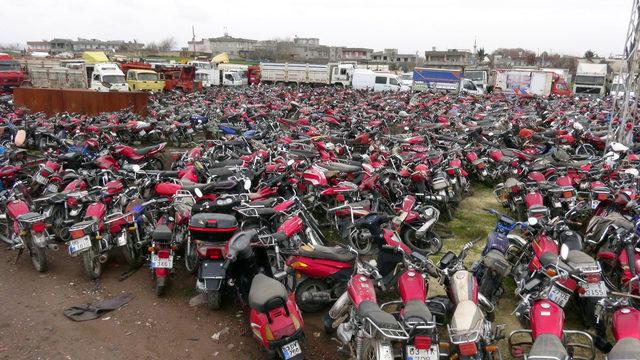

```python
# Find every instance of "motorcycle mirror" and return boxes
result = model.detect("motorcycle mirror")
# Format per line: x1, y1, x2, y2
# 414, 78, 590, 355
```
244, 179, 251, 191
527, 217, 538, 227
560, 243, 569, 261
194, 188, 203, 198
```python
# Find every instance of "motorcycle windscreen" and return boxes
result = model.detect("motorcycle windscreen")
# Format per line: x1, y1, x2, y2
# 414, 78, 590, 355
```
198, 260, 226, 290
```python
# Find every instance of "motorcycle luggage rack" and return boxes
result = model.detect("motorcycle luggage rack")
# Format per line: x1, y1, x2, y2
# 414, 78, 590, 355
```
379, 300, 437, 330
508, 329, 594, 360
362, 317, 409, 340
447, 325, 481, 344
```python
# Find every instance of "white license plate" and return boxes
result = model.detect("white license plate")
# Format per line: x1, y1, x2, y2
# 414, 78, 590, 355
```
139, 130, 146, 136
281, 340, 301, 359
407, 344, 439, 360
591, 200, 600, 209
548, 284, 571, 307
580, 281, 607, 297
117, 233, 127, 246
34, 173, 47, 184
151, 254, 173, 269
46, 183, 58, 193
186, 128, 194, 134
68, 236, 91, 254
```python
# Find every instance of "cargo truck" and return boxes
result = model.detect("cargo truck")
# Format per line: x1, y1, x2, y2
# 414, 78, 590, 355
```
573, 63, 608, 96
412, 67, 482, 95
463, 68, 490, 93
119, 62, 164, 92
0, 54, 25, 91
21, 59, 87, 89
189, 61, 244, 87
89, 63, 128, 92
259, 62, 353, 86
493, 69, 571, 97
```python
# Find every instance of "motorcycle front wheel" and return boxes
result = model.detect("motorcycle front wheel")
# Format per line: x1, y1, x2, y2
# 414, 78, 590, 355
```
206, 290, 221, 310
28, 237, 48, 273
184, 236, 199, 274
295, 278, 330, 313
145, 157, 164, 171
120, 232, 142, 267
82, 246, 103, 280
401, 226, 442, 255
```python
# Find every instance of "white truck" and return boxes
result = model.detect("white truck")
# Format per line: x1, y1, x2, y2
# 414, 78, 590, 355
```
89, 63, 128, 92
188, 61, 244, 87
259, 62, 353, 86
463, 68, 490, 93
573, 63, 608, 96
351, 69, 408, 92
494, 69, 571, 97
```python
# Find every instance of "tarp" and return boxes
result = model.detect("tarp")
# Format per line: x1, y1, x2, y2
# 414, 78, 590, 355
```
212, 52, 229, 64
82, 51, 109, 65
413, 69, 461, 83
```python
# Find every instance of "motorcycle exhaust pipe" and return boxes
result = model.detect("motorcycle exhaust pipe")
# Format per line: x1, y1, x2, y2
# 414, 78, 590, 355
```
98, 254, 108, 264
301, 290, 333, 304
47, 243, 59, 251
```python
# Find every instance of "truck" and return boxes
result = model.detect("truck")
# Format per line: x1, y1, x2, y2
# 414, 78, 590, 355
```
88, 63, 128, 92
119, 62, 165, 92
0, 54, 25, 91
412, 67, 482, 95
351, 69, 408, 92
188, 61, 244, 87
259, 62, 354, 86
610, 74, 634, 98
463, 68, 490, 93
573, 63, 608, 96
494, 69, 571, 97
155, 65, 202, 92
21, 59, 87, 89
248, 65, 260, 85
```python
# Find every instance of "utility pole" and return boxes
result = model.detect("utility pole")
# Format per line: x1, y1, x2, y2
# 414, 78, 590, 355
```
192, 25, 196, 55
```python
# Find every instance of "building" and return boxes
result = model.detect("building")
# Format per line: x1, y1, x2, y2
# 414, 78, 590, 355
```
27, 38, 144, 54
423, 48, 474, 67
370, 49, 417, 71
187, 34, 257, 58
339, 47, 373, 62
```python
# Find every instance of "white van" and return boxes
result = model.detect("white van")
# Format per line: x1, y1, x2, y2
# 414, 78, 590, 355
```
89, 63, 128, 92
351, 69, 409, 92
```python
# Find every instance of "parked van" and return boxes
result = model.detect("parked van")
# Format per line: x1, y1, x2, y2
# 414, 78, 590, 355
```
89, 63, 128, 92
125, 69, 165, 92
351, 69, 408, 92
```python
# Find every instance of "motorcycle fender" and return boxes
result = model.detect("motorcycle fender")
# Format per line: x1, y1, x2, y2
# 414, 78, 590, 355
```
507, 234, 527, 249
328, 291, 352, 326
198, 260, 226, 290
31, 231, 47, 248
372, 339, 394, 360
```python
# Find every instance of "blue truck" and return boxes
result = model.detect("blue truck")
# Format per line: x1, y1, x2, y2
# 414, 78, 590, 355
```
412, 67, 482, 94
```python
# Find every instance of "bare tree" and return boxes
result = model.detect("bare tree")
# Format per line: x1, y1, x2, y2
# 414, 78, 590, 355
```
157, 37, 176, 51
584, 50, 596, 60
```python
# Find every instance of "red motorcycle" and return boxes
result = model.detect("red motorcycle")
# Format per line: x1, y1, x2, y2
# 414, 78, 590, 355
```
112, 142, 166, 170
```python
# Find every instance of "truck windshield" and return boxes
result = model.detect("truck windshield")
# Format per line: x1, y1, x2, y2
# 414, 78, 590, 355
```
399, 74, 412, 81
465, 71, 485, 81
0, 61, 20, 71
389, 77, 399, 86
137, 73, 158, 81
102, 75, 125, 84
575, 75, 605, 85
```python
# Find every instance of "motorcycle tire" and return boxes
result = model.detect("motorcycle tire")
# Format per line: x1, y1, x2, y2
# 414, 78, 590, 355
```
206, 290, 221, 310
184, 236, 199, 274
29, 239, 48, 273
346, 227, 373, 255
146, 157, 164, 171
50, 207, 69, 242
441, 203, 454, 221
82, 246, 103, 280
295, 278, 330, 313
119, 234, 142, 268
155, 277, 167, 297
401, 227, 442, 255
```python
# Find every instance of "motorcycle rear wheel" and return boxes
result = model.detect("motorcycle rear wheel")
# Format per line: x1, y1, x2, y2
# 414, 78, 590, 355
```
184, 236, 199, 274
155, 277, 167, 297
82, 247, 103, 280
146, 157, 164, 171
401, 227, 442, 255
28, 239, 48, 273
206, 290, 221, 310
295, 278, 330, 313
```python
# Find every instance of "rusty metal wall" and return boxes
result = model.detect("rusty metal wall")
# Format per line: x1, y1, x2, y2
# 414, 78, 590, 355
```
13, 88, 148, 116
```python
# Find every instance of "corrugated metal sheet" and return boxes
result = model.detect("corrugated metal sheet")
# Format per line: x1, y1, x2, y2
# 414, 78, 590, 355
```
13, 88, 148, 116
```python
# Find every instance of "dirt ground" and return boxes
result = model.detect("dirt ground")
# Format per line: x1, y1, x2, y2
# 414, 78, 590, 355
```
0, 249, 338, 360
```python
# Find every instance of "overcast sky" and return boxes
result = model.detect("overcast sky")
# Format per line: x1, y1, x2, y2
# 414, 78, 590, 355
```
0, 0, 631, 57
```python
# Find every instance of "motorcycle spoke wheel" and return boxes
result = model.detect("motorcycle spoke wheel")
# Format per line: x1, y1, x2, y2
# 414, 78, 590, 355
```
402, 228, 442, 255
184, 236, 199, 274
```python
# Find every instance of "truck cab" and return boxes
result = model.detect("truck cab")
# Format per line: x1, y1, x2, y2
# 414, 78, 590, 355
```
464, 69, 489, 93
189, 61, 217, 88
398, 73, 413, 87
329, 63, 354, 86
573, 63, 608, 96
89, 63, 128, 92
125, 69, 165, 92
0, 54, 25, 91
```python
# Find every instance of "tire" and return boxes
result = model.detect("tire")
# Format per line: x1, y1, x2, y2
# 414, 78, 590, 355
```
359, 339, 380, 360
295, 278, 330, 313
82, 246, 103, 280
146, 157, 164, 171
346, 227, 373, 255
28, 238, 48, 273
206, 290, 221, 310
119, 232, 142, 267
442, 203, 454, 221
184, 235, 199, 274
155, 277, 167, 297
401, 226, 442, 255
50, 206, 69, 242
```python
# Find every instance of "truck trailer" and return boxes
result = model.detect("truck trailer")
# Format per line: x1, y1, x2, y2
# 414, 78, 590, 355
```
412, 67, 482, 95
493, 69, 571, 97
259, 62, 353, 86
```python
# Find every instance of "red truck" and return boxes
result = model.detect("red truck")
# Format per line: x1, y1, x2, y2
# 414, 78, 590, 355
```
0, 54, 25, 92
248, 65, 261, 85
155, 65, 202, 92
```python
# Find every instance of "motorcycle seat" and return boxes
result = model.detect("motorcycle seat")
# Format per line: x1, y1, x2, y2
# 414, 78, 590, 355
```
607, 337, 640, 360
219, 123, 244, 133
528, 334, 567, 360
290, 149, 317, 158
134, 144, 163, 155
357, 301, 402, 330
182, 180, 237, 193
249, 198, 279, 207
322, 161, 361, 173
17, 212, 44, 222
236, 206, 277, 217
210, 160, 245, 168
565, 250, 597, 269
248, 273, 288, 313
298, 244, 356, 263
152, 225, 172, 242
207, 167, 235, 178
402, 300, 433, 325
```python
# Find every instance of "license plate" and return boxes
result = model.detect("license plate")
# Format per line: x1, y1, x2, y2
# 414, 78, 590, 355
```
591, 200, 600, 209
151, 254, 173, 269
548, 284, 571, 307
34, 173, 47, 184
281, 340, 302, 360
186, 128, 194, 134
68, 236, 91, 254
139, 130, 146, 136
117, 233, 127, 246
46, 183, 58, 193
407, 345, 439, 360
580, 281, 607, 297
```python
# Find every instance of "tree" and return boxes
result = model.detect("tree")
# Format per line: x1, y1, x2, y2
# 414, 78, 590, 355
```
157, 37, 176, 51
476, 47, 486, 63
584, 50, 596, 60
